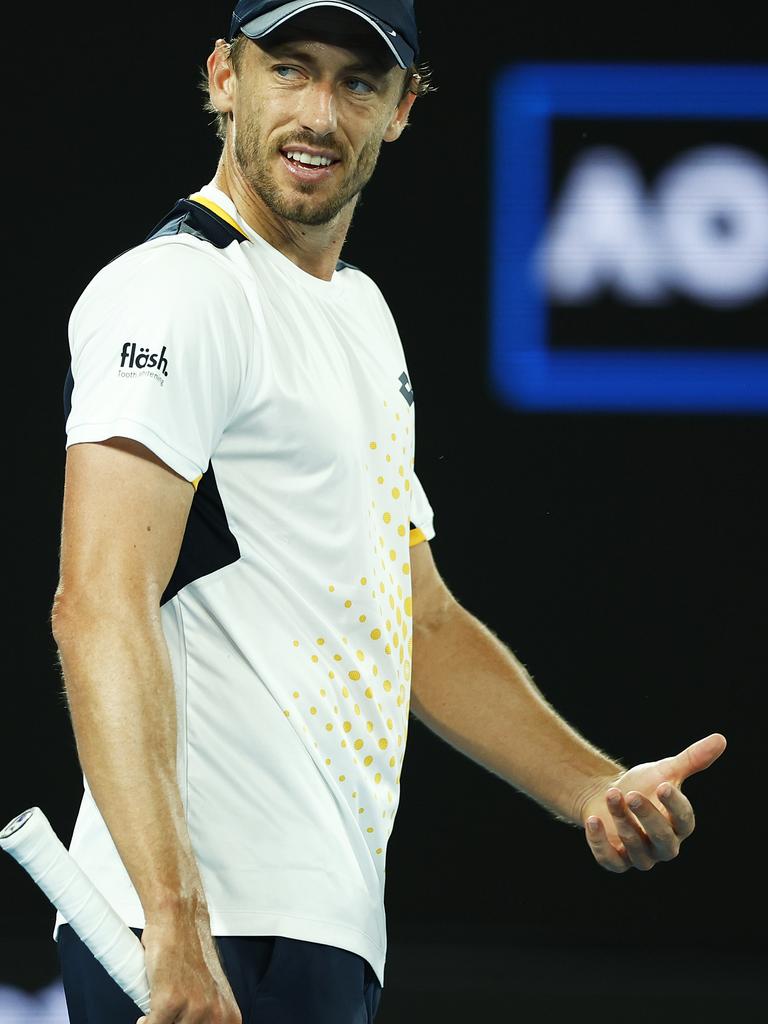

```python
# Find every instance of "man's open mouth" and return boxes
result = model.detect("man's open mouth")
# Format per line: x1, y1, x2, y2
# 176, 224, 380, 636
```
282, 149, 341, 168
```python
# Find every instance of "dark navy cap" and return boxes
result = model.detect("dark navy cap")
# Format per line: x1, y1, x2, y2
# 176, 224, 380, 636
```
229, 1, 419, 69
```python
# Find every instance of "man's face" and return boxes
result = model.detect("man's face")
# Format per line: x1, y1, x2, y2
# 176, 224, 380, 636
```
228, 10, 413, 227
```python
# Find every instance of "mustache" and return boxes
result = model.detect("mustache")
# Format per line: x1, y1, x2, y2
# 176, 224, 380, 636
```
276, 131, 346, 159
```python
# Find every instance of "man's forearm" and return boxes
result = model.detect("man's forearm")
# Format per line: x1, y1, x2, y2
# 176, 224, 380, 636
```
410, 602, 623, 824
52, 595, 209, 922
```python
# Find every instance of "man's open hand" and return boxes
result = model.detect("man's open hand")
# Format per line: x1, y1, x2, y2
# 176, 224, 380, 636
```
581, 733, 727, 872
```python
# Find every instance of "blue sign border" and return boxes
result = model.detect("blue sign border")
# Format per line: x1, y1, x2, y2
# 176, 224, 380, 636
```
489, 63, 768, 412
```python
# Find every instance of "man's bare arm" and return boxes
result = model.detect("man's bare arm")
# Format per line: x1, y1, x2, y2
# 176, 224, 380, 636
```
410, 591, 622, 825
51, 437, 205, 919
408, 540, 726, 871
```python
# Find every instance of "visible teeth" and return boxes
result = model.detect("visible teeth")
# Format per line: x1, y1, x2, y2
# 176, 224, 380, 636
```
286, 151, 333, 167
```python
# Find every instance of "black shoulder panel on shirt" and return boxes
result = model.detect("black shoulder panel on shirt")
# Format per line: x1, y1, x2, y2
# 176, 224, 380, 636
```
143, 198, 248, 249
161, 463, 241, 606
63, 365, 74, 423
335, 258, 360, 272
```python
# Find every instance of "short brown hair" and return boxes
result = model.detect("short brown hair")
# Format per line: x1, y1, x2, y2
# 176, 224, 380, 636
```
198, 35, 436, 143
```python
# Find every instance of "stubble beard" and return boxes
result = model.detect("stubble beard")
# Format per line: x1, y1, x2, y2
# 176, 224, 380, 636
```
233, 113, 384, 227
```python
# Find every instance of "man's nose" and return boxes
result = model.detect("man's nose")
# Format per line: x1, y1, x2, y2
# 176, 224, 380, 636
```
298, 82, 338, 137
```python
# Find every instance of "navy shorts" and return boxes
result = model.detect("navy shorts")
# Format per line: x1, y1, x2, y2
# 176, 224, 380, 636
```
57, 924, 383, 1023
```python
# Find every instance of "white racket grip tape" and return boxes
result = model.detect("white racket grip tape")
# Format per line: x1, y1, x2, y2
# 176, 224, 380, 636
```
0, 807, 151, 1014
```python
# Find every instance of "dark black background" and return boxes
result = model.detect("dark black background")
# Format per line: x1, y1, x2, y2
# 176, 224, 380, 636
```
2, 3, 765, 1020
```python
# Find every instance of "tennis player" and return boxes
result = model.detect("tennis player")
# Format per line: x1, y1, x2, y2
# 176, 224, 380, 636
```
50, 2, 727, 1023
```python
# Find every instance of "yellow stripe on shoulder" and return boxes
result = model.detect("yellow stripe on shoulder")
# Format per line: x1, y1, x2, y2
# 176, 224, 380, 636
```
188, 194, 248, 239
409, 527, 427, 547
192, 474, 203, 492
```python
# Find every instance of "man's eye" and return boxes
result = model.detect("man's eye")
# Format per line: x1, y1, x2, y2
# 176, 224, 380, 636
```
275, 65, 301, 79
347, 78, 374, 95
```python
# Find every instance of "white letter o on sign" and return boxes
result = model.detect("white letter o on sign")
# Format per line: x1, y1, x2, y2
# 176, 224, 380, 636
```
655, 146, 768, 306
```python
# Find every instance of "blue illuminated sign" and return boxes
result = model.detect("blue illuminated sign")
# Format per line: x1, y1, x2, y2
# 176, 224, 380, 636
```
490, 64, 768, 412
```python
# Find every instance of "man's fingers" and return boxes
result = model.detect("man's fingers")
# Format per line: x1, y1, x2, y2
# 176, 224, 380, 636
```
605, 789, 657, 871
626, 782, 696, 856
671, 733, 727, 783
585, 815, 631, 873
656, 782, 696, 840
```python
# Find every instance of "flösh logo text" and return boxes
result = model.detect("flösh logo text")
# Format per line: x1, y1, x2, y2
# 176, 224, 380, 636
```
120, 343, 169, 377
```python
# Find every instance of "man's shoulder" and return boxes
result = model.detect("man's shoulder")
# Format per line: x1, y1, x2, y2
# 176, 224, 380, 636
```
83, 227, 246, 308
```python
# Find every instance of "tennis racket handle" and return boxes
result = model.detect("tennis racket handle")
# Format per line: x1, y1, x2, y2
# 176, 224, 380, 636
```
0, 807, 151, 1014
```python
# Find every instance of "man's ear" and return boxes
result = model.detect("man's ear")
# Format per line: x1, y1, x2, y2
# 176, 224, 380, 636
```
384, 90, 418, 143
207, 39, 237, 115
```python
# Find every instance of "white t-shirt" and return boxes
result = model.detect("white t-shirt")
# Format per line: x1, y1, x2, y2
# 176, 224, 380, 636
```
54, 183, 436, 987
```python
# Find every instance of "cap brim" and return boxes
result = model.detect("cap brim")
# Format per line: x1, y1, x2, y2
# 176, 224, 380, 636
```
238, 1, 415, 69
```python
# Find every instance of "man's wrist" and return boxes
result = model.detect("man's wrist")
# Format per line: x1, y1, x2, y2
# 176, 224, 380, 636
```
570, 768, 625, 826
142, 886, 210, 926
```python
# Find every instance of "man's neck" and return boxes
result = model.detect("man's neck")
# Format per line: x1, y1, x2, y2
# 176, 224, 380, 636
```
212, 154, 356, 282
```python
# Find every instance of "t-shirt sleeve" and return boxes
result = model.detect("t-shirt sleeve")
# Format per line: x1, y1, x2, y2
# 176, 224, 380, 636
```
65, 241, 253, 482
409, 469, 436, 545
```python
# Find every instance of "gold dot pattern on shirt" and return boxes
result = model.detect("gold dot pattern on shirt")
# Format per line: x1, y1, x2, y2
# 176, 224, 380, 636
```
286, 418, 417, 864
